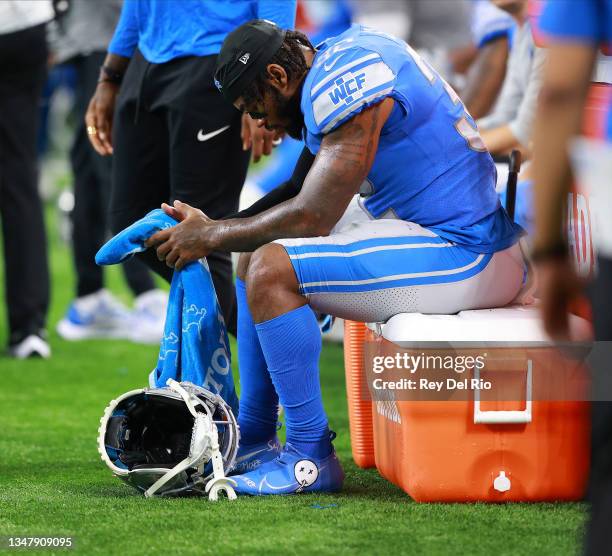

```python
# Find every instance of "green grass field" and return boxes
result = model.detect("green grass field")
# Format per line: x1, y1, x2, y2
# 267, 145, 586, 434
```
0, 206, 586, 555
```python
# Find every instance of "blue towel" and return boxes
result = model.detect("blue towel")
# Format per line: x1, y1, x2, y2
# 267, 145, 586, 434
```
96, 209, 238, 414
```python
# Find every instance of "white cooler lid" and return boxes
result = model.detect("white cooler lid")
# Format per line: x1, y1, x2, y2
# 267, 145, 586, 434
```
376, 305, 592, 345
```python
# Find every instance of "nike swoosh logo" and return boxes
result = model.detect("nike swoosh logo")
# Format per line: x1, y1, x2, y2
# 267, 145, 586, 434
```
260, 476, 295, 492
197, 125, 230, 142
324, 54, 346, 72
235, 447, 267, 464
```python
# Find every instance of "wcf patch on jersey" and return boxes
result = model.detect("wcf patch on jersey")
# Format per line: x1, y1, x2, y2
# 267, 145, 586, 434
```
328, 71, 367, 107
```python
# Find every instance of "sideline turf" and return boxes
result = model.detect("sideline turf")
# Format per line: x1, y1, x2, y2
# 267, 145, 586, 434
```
0, 207, 585, 555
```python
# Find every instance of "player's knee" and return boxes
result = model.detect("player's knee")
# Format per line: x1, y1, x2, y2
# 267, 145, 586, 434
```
236, 252, 253, 282
246, 243, 293, 306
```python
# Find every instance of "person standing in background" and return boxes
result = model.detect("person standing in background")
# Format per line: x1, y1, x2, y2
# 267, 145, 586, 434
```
532, 1, 612, 553
477, 0, 545, 157
461, 0, 514, 120
351, 0, 472, 80
0, 0, 54, 358
85, 0, 296, 333
51, 0, 166, 344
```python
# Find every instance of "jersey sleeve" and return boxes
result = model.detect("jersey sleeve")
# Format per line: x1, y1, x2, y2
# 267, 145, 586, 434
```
108, 0, 139, 58
471, 0, 513, 49
538, 0, 604, 45
304, 45, 396, 136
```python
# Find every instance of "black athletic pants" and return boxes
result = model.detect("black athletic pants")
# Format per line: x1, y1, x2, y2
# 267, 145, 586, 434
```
69, 52, 154, 298
586, 256, 612, 556
110, 50, 249, 330
0, 24, 50, 344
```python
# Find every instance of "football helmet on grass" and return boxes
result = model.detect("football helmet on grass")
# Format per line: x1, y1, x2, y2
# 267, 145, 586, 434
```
98, 380, 239, 500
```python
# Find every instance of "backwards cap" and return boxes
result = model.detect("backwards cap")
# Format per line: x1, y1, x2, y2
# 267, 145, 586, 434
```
214, 19, 287, 104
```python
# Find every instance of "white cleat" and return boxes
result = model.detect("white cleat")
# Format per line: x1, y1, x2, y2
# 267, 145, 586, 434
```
9, 334, 51, 359
129, 289, 168, 345
56, 289, 133, 341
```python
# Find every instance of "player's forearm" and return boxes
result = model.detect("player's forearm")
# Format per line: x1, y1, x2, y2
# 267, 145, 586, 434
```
209, 197, 330, 254
532, 86, 587, 250
210, 146, 368, 252
532, 45, 596, 252
209, 141, 376, 253
148, 100, 390, 266
463, 37, 509, 119
222, 147, 314, 220
209, 101, 390, 253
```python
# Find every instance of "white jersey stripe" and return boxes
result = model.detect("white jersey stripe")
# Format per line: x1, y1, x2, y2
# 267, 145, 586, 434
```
311, 53, 381, 97
288, 242, 453, 260
313, 60, 395, 128
300, 254, 486, 288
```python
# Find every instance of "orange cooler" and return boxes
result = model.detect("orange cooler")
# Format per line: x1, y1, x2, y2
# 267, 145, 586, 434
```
343, 320, 375, 468
366, 308, 592, 502
342, 76, 607, 500
395, 399, 589, 502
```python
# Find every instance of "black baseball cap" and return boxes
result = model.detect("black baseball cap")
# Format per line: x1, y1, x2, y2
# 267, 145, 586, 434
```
214, 19, 287, 104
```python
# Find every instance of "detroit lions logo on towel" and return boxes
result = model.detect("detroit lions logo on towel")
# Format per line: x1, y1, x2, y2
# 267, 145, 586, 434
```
96, 208, 238, 414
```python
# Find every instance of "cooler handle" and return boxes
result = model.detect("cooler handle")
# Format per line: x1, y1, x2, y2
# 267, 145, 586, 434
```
473, 359, 532, 424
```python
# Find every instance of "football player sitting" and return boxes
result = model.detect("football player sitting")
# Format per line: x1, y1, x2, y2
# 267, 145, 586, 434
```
146, 20, 524, 495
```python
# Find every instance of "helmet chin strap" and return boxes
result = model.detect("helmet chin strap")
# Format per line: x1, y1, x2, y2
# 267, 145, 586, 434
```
144, 380, 236, 500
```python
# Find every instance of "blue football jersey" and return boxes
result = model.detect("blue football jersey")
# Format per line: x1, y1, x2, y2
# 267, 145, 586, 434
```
301, 24, 521, 253
539, 0, 612, 141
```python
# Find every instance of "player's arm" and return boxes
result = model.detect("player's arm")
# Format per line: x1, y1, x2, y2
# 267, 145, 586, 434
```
532, 43, 597, 252
531, 42, 597, 338
462, 36, 509, 120
85, 0, 137, 155
221, 147, 315, 220
146, 98, 395, 269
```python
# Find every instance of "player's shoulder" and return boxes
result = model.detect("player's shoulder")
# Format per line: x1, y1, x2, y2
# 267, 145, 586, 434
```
302, 25, 400, 135
471, 0, 513, 48
308, 24, 404, 78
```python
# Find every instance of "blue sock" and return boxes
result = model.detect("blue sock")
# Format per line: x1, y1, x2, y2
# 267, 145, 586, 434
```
236, 278, 279, 445
256, 305, 331, 459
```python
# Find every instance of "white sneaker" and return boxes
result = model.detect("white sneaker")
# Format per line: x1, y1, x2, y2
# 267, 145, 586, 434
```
9, 334, 51, 359
56, 289, 132, 340
129, 289, 168, 344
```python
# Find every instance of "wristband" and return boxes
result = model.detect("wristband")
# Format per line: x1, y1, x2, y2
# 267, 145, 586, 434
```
98, 65, 124, 85
530, 242, 569, 263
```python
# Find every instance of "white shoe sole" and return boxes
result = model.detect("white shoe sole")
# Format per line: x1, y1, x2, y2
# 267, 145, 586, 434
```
56, 318, 131, 341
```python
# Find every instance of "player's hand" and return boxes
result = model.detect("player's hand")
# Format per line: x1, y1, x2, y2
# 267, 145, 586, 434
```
85, 81, 119, 156
145, 201, 218, 270
536, 256, 583, 340
241, 112, 280, 163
